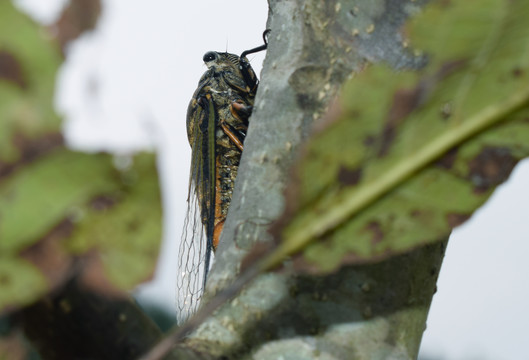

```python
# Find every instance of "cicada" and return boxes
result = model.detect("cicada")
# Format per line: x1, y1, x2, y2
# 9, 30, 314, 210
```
176, 31, 269, 323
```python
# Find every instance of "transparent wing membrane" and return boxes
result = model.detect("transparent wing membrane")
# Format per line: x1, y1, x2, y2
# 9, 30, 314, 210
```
175, 181, 213, 324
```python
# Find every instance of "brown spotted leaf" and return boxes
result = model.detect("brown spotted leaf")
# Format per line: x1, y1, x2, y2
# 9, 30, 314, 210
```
51, 0, 102, 52
0, 3, 161, 312
0, 2, 63, 163
265, 0, 529, 273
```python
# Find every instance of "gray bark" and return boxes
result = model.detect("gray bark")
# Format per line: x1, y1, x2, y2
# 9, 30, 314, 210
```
176, 1, 445, 359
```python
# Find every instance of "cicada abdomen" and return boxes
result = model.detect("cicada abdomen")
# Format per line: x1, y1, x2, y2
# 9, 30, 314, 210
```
176, 32, 269, 324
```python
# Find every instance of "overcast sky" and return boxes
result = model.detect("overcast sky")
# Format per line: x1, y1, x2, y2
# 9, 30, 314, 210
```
14, 1, 529, 359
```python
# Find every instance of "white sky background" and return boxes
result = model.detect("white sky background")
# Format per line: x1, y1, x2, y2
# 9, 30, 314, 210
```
14, 1, 529, 359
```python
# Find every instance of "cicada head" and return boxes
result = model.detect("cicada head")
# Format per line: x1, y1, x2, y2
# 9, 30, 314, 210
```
199, 51, 259, 96
202, 51, 239, 70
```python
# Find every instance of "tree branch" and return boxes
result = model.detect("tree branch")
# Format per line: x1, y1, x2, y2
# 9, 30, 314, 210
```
165, 0, 445, 359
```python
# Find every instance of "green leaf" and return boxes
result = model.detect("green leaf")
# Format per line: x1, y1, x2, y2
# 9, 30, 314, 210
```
0, 149, 162, 311
0, 258, 47, 312
67, 154, 162, 290
0, 0, 62, 161
0, 4, 162, 312
0, 150, 120, 251
268, 0, 529, 272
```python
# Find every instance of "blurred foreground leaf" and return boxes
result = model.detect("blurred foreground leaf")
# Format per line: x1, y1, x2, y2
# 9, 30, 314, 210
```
268, 0, 529, 272
0, 1, 62, 160
0, 1, 162, 312
51, 0, 102, 52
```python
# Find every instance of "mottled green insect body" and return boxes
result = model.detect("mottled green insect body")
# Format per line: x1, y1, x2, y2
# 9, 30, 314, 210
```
186, 52, 257, 250
177, 33, 268, 323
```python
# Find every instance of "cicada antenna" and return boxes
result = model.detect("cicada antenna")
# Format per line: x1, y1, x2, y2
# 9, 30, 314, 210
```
240, 29, 271, 58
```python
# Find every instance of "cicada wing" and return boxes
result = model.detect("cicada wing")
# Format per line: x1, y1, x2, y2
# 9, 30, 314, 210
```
176, 93, 217, 324
176, 180, 214, 324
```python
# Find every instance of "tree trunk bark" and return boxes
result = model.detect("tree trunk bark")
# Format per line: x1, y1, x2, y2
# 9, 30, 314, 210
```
175, 0, 446, 359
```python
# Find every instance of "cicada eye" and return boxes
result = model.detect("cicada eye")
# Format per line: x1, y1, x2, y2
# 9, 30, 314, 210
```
203, 51, 218, 63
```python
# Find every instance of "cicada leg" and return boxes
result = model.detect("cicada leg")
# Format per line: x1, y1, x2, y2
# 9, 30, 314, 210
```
219, 100, 252, 152
220, 123, 244, 152
230, 100, 252, 121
